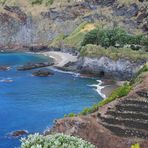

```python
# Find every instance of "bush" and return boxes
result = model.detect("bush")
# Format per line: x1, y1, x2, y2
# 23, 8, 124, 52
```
30, 0, 43, 5
81, 29, 98, 46
128, 35, 143, 45
21, 133, 95, 148
64, 112, 76, 117
82, 27, 147, 48
141, 36, 148, 46
30, 0, 54, 6
82, 27, 128, 48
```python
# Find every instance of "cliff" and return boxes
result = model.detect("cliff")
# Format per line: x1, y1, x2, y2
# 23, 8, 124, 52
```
0, 0, 147, 49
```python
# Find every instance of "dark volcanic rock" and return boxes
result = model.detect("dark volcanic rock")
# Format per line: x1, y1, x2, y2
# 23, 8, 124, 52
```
32, 69, 54, 77
4, 5, 27, 24
29, 45, 50, 52
142, 22, 148, 32
136, 6, 147, 24
0, 66, 10, 71
85, 0, 115, 6
9, 130, 28, 137
76, 57, 146, 80
17, 62, 54, 71
114, 3, 139, 18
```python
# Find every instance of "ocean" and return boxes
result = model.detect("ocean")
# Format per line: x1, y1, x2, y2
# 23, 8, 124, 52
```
0, 52, 102, 148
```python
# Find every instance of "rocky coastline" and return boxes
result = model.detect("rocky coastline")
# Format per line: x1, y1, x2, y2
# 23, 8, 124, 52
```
46, 66, 148, 148
1, 46, 147, 98
34, 47, 146, 81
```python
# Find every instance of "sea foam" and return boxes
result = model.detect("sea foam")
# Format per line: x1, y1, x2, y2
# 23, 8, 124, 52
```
89, 80, 106, 99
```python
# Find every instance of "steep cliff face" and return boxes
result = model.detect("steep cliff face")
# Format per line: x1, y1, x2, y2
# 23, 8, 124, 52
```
0, 5, 81, 49
75, 57, 145, 80
0, 0, 147, 49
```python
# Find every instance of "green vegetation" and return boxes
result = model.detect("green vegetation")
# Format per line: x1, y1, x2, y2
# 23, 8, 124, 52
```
80, 44, 148, 61
130, 63, 148, 85
82, 27, 148, 48
131, 143, 140, 148
79, 83, 132, 115
65, 83, 132, 116
30, 0, 42, 5
59, 22, 89, 48
30, 0, 54, 6
49, 22, 97, 48
64, 112, 76, 117
0, 0, 6, 5
21, 133, 95, 148
50, 34, 66, 48
49, 25, 148, 61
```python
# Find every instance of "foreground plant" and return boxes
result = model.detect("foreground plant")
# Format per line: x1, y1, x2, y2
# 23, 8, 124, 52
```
21, 133, 95, 148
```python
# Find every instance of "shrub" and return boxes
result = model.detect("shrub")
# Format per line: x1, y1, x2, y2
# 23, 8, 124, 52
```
82, 27, 147, 48
30, 0, 43, 5
81, 28, 98, 46
82, 27, 128, 48
141, 36, 148, 46
64, 112, 76, 117
30, 0, 54, 6
21, 133, 95, 148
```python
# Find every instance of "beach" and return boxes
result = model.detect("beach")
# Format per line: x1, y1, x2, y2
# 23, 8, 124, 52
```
39, 51, 78, 67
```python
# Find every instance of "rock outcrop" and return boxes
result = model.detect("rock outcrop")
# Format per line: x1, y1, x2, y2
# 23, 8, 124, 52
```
32, 69, 54, 77
75, 57, 146, 80
0, 66, 10, 71
8, 130, 29, 138
17, 62, 54, 71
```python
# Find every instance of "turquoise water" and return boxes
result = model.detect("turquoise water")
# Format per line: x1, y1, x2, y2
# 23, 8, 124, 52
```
0, 52, 102, 148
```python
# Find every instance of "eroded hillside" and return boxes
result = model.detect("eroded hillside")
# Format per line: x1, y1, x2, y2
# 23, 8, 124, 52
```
0, 0, 147, 49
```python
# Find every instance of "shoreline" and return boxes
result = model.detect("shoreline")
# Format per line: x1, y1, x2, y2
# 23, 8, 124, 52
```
38, 51, 119, 99
38, 51, 78, 67
0, 50, 120, 99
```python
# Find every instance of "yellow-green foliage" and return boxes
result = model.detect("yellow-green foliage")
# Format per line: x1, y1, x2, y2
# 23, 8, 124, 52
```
130, 63, 148, 85
80, 44, 148, 61
30, 0, 54, 6
63, 22, 88, 48
50, 34, 66, 48
131, 143, 140, 148
61, 22, 96, 48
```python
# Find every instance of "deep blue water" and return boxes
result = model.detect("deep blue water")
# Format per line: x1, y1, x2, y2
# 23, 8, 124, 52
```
0, 52, 102, 148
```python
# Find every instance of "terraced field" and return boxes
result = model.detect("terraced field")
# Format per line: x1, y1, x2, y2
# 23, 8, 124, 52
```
98, 91, 148, 140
